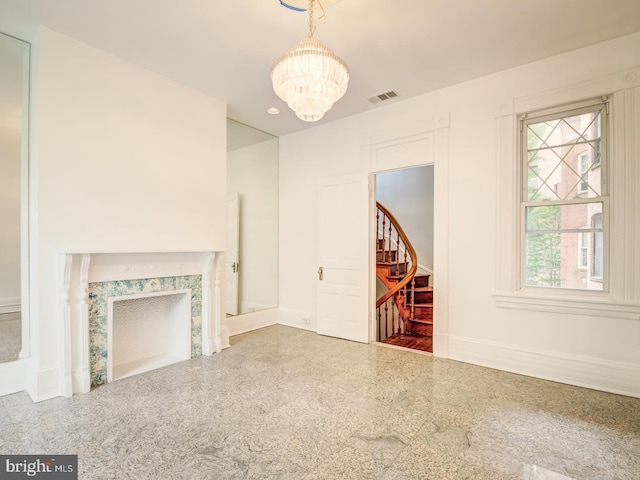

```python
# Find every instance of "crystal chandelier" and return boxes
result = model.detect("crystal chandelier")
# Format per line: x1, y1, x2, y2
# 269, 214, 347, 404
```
271, 0, 349, 122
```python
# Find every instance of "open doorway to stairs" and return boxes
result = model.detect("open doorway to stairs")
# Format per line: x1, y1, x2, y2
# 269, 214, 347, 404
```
374, 165, 434, 353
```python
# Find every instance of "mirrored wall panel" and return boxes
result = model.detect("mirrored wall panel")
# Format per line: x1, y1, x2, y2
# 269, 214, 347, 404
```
0, 32, 29, 363
226, 119, 278, 316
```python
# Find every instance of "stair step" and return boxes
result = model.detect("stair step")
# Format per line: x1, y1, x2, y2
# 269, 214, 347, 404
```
409, 317, 432, 325
377, 260, 406, 268
376, 249, 398, 262
406, 286, 433, 303
407, 320, 433, 336
406, 301, 433, 309
413, 286, 433, 293
406, 303, 433, 321
413, 275, 430, 288
385, 274, 406, 283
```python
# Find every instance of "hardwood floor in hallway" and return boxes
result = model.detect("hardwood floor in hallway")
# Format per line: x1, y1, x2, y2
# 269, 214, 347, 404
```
379, 333, 433, 353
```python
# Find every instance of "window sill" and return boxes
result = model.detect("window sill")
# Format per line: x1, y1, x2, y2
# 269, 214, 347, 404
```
493, 291, 640, 320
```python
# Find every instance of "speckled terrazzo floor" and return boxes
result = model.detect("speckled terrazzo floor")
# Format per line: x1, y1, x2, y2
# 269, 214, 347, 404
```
1, 325, 639, 479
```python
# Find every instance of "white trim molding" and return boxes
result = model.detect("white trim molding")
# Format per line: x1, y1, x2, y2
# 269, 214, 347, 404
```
226, 308, 280, 337
494, 70, 640, 319
278, 307, 317, 332
366, 118, 450, 359
0, 359, 29, 397
0, 297, 21, 314
449, 335, 640, 398
493, 292, 640, 320
201, 252, 216, 355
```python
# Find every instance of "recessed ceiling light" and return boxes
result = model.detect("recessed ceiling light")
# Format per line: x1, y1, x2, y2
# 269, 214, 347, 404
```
267, 107, 280, 115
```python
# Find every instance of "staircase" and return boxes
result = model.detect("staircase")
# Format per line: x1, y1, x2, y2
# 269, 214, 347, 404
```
376, 202, 433, 352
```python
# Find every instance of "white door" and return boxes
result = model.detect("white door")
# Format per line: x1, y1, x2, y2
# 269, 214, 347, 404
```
317, 173, 370, 343
226, 193, 240, 316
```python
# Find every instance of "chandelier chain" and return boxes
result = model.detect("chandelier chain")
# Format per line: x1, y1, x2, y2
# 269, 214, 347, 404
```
308, 0, 313, 37
308, 0, 326, 38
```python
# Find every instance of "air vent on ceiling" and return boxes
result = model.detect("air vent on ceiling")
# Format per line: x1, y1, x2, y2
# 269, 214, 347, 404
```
369, 90, 399, 104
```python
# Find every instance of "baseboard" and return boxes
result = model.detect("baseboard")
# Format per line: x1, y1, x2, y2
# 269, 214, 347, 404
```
0, 297, 21, 314
432, 332, 449, 358
0, 359, 28, 397
226, 308, 278, 337
277, 308, 317, 332
220, 323, 230, 350
239, 301, 277, 315
449, 335, 640, 398
26, 365, 61, 403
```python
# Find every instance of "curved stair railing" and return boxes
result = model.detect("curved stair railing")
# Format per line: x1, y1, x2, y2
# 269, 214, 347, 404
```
375, 201, 418, 341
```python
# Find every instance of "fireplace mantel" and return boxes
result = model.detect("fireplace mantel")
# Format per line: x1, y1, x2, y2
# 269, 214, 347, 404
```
58, 251, 226, 397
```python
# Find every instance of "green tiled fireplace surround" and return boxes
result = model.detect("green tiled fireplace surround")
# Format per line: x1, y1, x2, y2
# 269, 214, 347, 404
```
88, 275, 202, 386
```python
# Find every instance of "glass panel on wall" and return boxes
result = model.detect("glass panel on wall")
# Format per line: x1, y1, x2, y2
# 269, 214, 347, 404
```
0, 32, 29, 363
226, 119, 278, 316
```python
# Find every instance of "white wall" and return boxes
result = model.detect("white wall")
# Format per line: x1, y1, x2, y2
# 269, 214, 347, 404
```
279, 33, 640, 396
28, 28, 227, 400
376, 166, 434, 275
227, 138, 279, 313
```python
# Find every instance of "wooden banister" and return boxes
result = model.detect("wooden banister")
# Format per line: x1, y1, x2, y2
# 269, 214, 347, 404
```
375, 202, 417, 307
375, 202, 418, 340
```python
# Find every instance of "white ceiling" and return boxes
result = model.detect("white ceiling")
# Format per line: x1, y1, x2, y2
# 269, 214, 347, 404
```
1, 0, 640, 138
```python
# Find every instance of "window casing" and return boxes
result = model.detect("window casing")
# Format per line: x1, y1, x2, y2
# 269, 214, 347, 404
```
494, 78, 640, 320
521, 99, 608, 291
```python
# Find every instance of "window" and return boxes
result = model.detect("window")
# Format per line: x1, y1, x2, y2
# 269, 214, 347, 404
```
578, 230, 589, 269
527, 159, 540, 191
521, 99, 607, 291
577, 152, 589, 194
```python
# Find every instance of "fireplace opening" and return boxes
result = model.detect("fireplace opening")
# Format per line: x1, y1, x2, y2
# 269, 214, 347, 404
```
107, 289, 192, 382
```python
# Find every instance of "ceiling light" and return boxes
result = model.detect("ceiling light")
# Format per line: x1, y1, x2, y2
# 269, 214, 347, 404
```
267, 107, 280, 115
271, 0, 349, 122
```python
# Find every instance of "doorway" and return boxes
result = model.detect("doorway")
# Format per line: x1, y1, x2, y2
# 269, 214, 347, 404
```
373, 165, 434, 353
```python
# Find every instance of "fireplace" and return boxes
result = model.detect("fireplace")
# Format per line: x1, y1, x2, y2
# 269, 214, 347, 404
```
59, 252, 226, 397
88, 274, 202, 385
108, 289, 192, 382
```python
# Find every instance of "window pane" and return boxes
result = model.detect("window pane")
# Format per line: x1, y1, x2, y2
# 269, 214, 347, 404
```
578, 231, 588, 269
526, 110, 602, 201
525, 203, 603, 290
592, 214, 603, 279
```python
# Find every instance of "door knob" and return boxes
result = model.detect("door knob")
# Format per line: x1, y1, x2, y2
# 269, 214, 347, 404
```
317, 266, 323, 281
